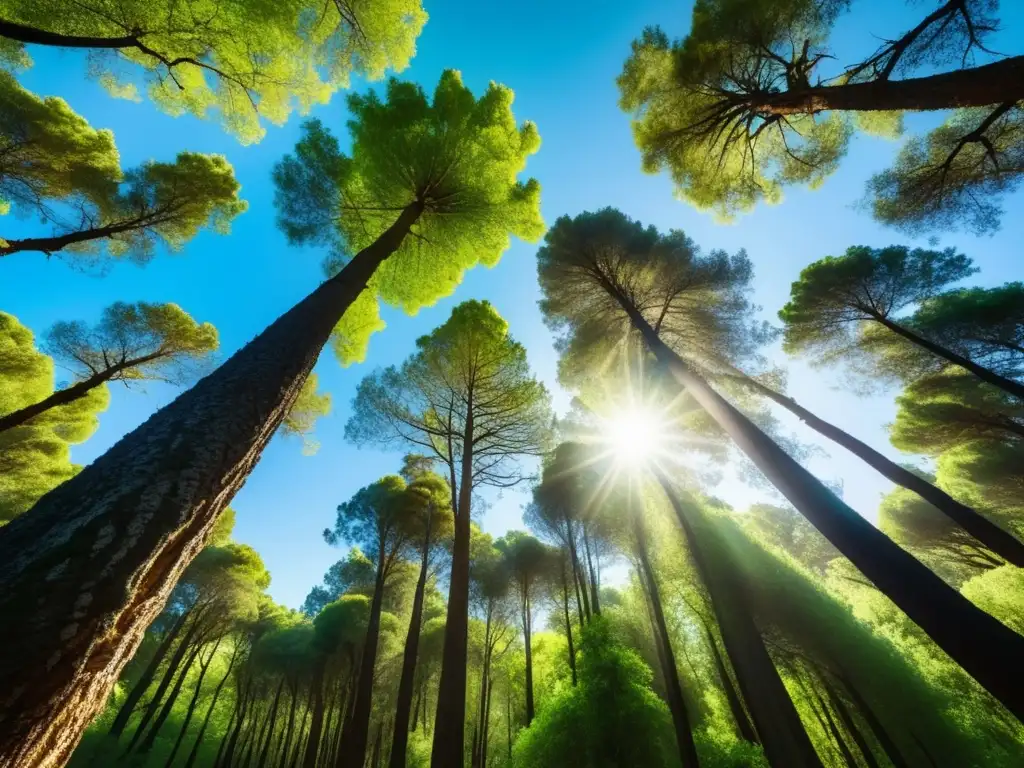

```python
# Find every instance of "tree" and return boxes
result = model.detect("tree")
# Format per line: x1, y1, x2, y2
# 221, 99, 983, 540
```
324, 475, 411, 768
617, 0, 1024, 232
0, 312, 107, 524
537, 207, 1024, 722
345, 299, 552, 767
0, 302, 217, 434
780, 245, 1024, 402
0, 71, 246, 261
0, 0, 427, 143
390, 462, 453, 768
0, 70, 541, 768
302, 549, 378, 617
279, 373, 333, 455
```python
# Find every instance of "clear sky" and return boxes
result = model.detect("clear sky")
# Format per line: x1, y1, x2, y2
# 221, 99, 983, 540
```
2, 0, 1022, 609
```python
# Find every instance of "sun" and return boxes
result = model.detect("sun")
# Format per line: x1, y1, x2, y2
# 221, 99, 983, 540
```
601, 406, 667, 468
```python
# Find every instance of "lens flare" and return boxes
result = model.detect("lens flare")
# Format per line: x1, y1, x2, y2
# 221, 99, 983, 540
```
602, 406, 666, 468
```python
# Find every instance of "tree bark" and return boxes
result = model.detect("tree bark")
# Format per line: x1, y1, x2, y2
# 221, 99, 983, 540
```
654, 472, 821, 767
633, 515, 700, 768
390, 515, 432, 768
431, 405, 474, 768
302, 656, 327, 768
184, 641, 239, 768
0, 202, 424, 768
339, 554, 387, 768
108, 606, 191, 739
730, 371, 1024, 567
164, 637, 222, 767
605, 282, 1024, 721
560, 559, 577, 687
752, 55, 1024, 115
872, 313, 1024, 402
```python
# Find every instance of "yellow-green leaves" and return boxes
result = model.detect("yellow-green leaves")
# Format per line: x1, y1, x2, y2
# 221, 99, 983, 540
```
0, 0, 427, 143
281, 373, 332, 455
0, 312, 107, 523
275, 71, 544, 365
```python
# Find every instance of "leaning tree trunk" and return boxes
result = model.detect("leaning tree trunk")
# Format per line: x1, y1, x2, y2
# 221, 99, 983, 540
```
257, 678, 286, 768
279, 683, 300, 768
836, 672, 909, 768
340, 556, 388, 768
108, 605, 193, 739
754, 55, 1024, 115
824, 679, 880, 768
302, 656, 327, 768
389, 518, 432, 768
431, 409, 474, 768
606, 283, 1024, 721
654, 471, 823, 767
633, 514, 700, 768
184, 643, 239, 768
136, 641, 205, 754
702, 624, 758, 745
731, 371, 1024, 566
164, 638, 222, 767
0, 203, 424, 768
560, 559, 577, 686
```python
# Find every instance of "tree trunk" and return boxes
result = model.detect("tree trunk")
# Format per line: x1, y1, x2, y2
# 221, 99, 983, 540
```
824, 679, 880, 768
340, 553, 387, 768
522, 586, 535, 726
0, 215, 171, 258
137, 641, 205, 754
654, 471, 822, 766
607, 284, 1024, 721
472, 609, 492, 768
164, 637, 222, 767
289, 687, 312, 768
582, 526, 601, 615
0, 202, 425, 768
257, 678, 286, 768
812, 686, 857, 768
753, 55, 1024, 114
217, 684, 251, 768
303, 656, 327, 768
505, 683, 512, 761
184, 642, 239, 768
390, 520, 432, 768
733, 371, 1024, 566
633, 517, 700, 768
481, 674, 493, 768
370, 724, 383, 768
280, 684, 300, 768
108, 606, 192, 739
560, 559, 577, 687
703, 625, 757, 744
837, 672, 909, 768
242, 701, 271, 768
431, 406, 474, 768
411, 688, 421, 734
566, 520, 590, 623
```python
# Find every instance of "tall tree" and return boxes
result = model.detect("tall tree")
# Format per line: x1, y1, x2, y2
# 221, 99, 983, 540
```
323, 476, 411, 768
0, 70, 541, 768
536, 207, 1024, 722
0, 72, 246, 261
345, 299, 551, 766
0, 0, 426, 143
0, 302, 217, 433
0, 312, 107, 524
389, 463, 453, 768
617, 0, 1024, 232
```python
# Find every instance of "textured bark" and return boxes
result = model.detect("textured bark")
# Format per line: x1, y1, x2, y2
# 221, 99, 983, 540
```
0, 203, 423, 768
339, 556, 387, 768
606, 284, 1024, 720
390, 516, 432, 768
752, 55, 1024, 114
633, 518, 700, 768
431, 408, 474, 768
734, 371, 1024, 566
302, 656, 327, 768
655, 472, 822, 767
108, 607, 191, 739
164, 638, 222, 767
184, 642, 239, 768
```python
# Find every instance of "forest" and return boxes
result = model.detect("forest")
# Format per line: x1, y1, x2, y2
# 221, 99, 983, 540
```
0, 0, 1022, 767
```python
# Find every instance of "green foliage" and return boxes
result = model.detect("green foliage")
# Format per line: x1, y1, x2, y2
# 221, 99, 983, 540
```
324, 474, 409, 563
512, 617, 680, 768
0, 0, 427, 143
960, 566, 1024, 636
0, 70, 246, 261
0, 312, 107, 522
779, 244, 976, 359
274, 71, 544, 363
869, 105, 1024, 235
280, 372, 332, 454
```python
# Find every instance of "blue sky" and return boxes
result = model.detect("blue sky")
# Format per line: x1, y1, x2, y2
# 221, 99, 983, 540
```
2, 0, 1022, 609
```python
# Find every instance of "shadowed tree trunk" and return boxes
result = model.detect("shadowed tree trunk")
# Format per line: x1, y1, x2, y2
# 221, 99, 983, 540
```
0, 202, 424, 768
279, 682, 300, 768
728, 370, 1024, 566
340, 550, 387, 768
703, 624, 757, 745
604, 281, 1024, 720
390, 510, 433, 768
481, 674, 493, 768
257, 678, 286, 768
837, 672, 909, 768
137, 641, 205, 754
655, 472, 821, 766
582, 526, 601, 615
431, 407, 475, 767
108, 606, 193, 739
302, 656, 327, 768
164, 638, 223, 767
824, 679, 880, 768
216, 681, 252, 768
812, 685, 858, 768
521, 581, 535, 726
289, 691, 311, 768
560, 558, 577, 687
184, 642, 240, 768
566, 521, 590, 623
633, 515, 700, 768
